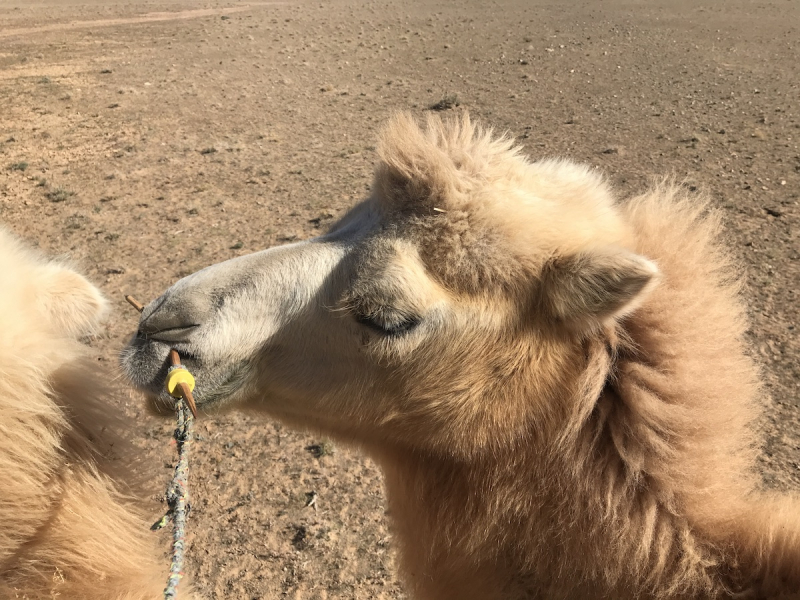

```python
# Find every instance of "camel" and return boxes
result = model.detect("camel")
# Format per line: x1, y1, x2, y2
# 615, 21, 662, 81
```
0, 229, 194, 599
122, 112, 800, 599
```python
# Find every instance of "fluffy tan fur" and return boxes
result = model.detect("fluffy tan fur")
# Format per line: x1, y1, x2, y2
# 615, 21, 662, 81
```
120, 112, 799, 599
0, 229, 190, 599
365, 114, 800, 599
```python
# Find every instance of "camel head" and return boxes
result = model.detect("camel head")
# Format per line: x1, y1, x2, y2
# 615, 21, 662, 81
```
122, 113, 658, 455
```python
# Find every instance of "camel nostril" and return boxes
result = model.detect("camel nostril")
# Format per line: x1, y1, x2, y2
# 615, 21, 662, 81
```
139, 324, 201, 343
136, 286, 212, 343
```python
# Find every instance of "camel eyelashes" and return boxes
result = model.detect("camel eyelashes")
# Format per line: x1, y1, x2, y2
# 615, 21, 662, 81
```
354, 310, 422, 336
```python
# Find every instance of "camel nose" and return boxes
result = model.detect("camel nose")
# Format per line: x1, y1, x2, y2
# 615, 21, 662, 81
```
137, 285, 213, 343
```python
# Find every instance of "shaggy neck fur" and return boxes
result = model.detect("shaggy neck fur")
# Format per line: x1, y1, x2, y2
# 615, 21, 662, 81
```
375, 186, 800, 600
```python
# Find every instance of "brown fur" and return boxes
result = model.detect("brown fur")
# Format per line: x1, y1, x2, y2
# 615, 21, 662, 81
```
366, 115, 800, 599
0, 229, 191, 599
122, 113, 800, 599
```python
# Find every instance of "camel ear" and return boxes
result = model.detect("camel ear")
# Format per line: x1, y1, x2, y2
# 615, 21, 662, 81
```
39, 266, 108, 338
538, 248, 659, 331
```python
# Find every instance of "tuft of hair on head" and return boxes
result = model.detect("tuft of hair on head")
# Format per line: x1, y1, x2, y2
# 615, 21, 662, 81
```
372, 111, 518, 215
373, 112, 459, 213
536, 246, 660, 333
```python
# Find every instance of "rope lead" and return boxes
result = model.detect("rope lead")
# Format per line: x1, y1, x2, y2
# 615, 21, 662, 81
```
152, 349, 197, 599
125, 298, 199, 599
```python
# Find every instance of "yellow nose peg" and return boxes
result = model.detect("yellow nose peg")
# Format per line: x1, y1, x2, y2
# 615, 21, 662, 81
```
166, 367, 195, 399
166, 349, 198, 419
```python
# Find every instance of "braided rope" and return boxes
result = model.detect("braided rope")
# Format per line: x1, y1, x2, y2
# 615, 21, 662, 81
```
152, 399, 194, 599
124, 301, 197, 599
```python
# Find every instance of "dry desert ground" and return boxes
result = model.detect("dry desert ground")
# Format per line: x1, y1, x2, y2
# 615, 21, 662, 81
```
1, 0, 798, 598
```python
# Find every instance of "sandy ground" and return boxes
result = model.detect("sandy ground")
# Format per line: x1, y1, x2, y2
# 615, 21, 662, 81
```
0, 0, 798, 598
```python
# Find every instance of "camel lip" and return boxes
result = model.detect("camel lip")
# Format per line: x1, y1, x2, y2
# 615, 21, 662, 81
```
191, 361, 250, 407
122, 335, 249, 412
146, 360, 249, 416
121, 335, 192, 394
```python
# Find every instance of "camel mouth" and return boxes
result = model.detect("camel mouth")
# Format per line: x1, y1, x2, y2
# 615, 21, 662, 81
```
145, 362, 250, 416
121, 334, 249, 414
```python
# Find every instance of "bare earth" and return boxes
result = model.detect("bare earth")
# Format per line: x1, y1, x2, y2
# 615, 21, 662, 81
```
0, 1, 798, 598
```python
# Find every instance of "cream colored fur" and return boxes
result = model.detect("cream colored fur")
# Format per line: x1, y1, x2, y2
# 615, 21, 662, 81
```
123, 113, 800, 599
371, 115, 800, 599
0, 229, 192, 599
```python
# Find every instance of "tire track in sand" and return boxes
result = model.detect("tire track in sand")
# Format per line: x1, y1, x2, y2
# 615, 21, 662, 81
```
0, 3, 284, 39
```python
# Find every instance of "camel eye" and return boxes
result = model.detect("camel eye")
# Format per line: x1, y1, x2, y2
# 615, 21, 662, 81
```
355, 309, 421, 336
